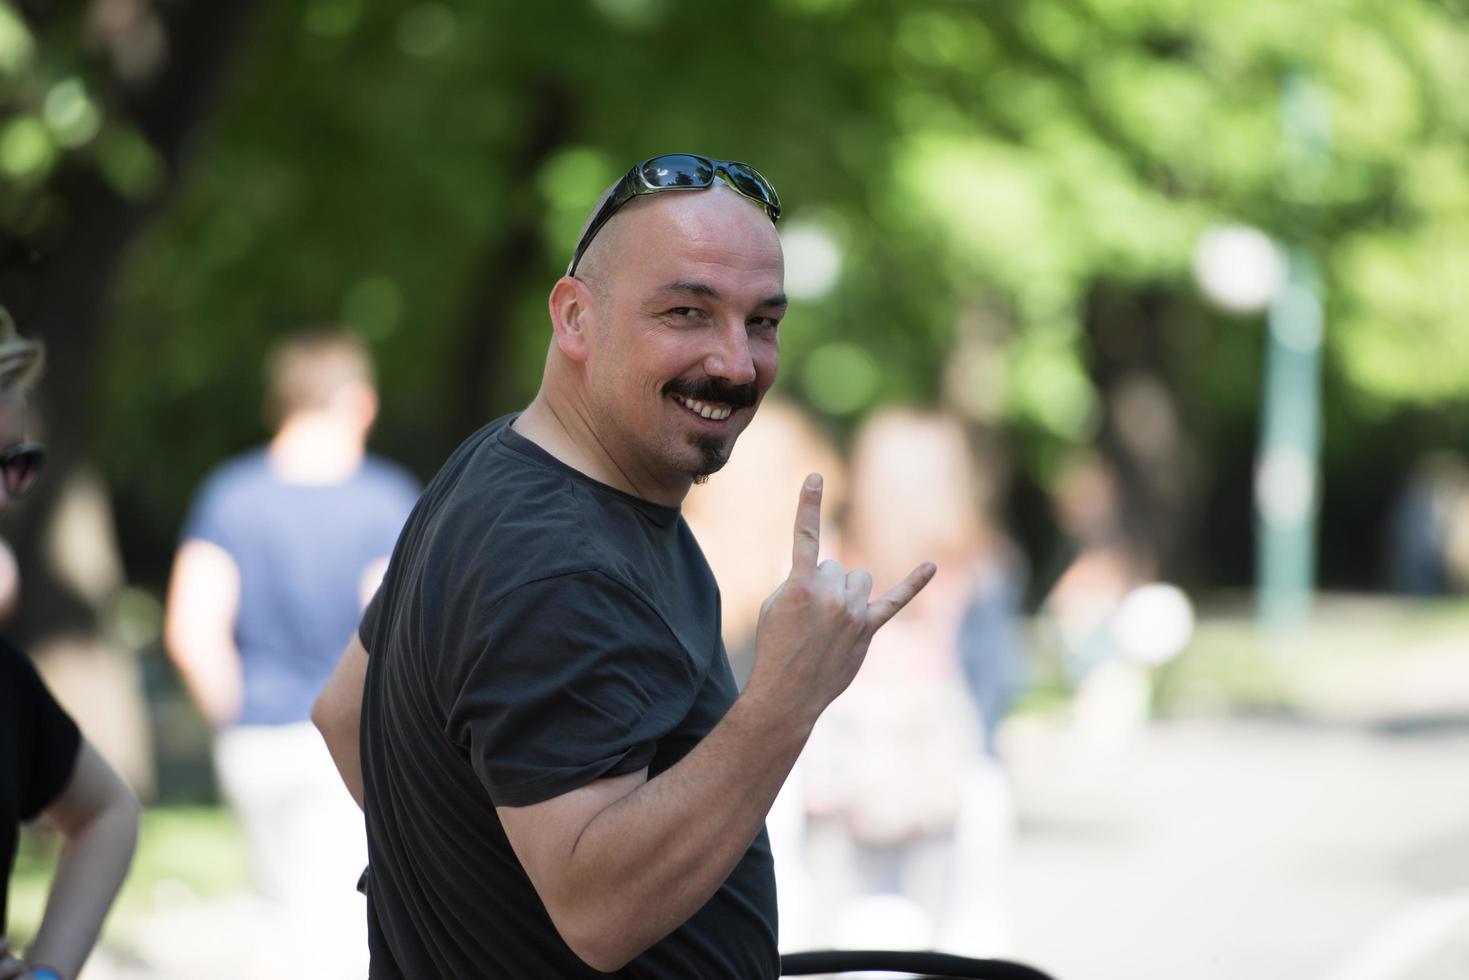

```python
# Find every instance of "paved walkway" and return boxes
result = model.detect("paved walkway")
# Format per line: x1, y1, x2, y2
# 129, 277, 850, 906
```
1006, 712, 1469, 980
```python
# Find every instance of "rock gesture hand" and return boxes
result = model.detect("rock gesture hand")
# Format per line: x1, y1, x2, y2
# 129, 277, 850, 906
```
747, 473, 936, 724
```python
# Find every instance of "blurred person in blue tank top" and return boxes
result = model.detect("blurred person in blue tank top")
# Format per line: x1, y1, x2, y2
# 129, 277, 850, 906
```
164, 331, 418, 977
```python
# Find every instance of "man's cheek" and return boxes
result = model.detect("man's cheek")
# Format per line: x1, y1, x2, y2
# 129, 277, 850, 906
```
757, 351, 779, 390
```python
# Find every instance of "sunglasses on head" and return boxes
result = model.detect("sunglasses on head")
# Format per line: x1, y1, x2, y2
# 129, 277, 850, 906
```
567, 153, 782, 277
0, 442, 44, 499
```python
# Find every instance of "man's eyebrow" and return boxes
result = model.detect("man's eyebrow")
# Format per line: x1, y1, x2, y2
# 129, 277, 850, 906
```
651, 281, 789, 314
654, 280, 723, 301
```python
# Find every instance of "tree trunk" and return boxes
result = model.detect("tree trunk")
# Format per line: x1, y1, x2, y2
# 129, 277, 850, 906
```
447, 80, 575, 446
1081, 282, 1202, 584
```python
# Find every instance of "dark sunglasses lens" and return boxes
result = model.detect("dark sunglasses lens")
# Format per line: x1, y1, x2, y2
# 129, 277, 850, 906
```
723, 163, 780, 216
5, 451, 40, 498
641, 154, 714, 188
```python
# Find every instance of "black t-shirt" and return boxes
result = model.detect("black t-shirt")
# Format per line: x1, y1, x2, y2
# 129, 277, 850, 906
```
358, 415, 778, 979
1, 636, 81, 933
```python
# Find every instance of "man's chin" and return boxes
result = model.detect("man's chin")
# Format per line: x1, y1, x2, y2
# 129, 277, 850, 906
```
688, 434, 733, 482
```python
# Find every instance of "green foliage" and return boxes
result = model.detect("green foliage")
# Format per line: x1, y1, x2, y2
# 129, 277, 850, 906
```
5, 0, 1469, 580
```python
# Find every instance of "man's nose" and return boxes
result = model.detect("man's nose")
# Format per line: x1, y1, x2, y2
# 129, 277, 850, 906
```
704, 319, 757, 386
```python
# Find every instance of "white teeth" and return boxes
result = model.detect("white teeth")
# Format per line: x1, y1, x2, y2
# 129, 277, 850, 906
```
673, 395, 732, 421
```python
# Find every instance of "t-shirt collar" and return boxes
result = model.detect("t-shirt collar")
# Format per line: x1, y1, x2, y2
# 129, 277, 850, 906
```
497, 415, 682, 528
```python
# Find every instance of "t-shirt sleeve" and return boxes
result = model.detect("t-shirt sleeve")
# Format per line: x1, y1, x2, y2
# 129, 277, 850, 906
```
358, 584, 384, 654
446, 571, 699, 808
180, 469, 239, 554
6, 645, 82, 820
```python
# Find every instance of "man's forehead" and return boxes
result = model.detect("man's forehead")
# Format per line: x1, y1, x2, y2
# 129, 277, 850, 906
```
608, 185, 781, 266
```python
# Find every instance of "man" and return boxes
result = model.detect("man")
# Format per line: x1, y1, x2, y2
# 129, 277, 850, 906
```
165, 331, 418, 976
314, 154, 934, 977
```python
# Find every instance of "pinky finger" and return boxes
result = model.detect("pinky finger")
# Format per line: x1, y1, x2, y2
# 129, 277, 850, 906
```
866, 562, 936, 630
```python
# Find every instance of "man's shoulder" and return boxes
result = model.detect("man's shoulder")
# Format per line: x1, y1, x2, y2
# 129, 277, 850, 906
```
190, 448, 272, 508
357, 454, 421, 499
417, 422, 595, 563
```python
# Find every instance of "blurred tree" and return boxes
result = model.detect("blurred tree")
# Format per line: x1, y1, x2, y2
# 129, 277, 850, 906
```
1, 0, 261, 642
4, 0, 1468, 615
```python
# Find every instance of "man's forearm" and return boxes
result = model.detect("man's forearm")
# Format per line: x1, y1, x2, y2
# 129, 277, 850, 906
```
317, 714, 363, 810
538, 691, 809, 970
170, 640, 243, 728
313, 637, 368, 810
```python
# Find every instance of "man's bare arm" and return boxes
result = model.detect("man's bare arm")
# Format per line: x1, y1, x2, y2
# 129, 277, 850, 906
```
163, 539, 243, 727
498, 475, 934, 971
313, 634, 368, 810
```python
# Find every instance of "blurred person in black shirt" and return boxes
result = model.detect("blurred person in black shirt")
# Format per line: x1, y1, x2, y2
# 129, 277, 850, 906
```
0, 307, 138, 980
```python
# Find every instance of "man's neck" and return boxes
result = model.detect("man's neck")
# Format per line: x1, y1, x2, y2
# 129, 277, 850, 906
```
268, 414, 366, 484
513, 394, 688, 508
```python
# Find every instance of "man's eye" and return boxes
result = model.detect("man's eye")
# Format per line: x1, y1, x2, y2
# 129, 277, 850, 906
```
669, 307, 701, 319
750, 317, 781, 333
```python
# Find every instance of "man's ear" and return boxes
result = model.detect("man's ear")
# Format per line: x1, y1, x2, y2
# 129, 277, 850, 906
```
548, 277, 595, 363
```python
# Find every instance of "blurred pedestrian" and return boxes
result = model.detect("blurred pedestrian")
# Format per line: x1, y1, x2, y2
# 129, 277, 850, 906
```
164, 330, 417, 977
1388, 452, 1469, 596
804, 408, 1025, 955
1041, 451, 1194, 765
0, 306, 139, 980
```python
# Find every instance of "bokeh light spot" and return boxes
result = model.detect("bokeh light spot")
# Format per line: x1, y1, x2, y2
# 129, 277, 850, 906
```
0, 117, 56, 183
43, 79, 102, 148
0, 4, 35, 77
303, 0, 365, 40
341, 275, 405, 341
781, 221, 843, 300
397, 3, 456, 58
97, 129, 164, 199
802, 342, 880, 416
591, 0, 665, 30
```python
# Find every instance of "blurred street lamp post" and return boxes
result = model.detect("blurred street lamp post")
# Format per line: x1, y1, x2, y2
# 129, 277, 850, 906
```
1256, 72, 1330, 635
1191, 70, 1330, 637
1255, 250, 1324, 632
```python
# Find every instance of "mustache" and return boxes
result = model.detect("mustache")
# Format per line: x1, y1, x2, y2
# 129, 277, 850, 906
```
663, 377, 759, 410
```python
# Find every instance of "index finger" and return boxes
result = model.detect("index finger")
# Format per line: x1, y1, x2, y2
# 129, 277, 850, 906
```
866, 561, 937, 630
790, 473, 823, 576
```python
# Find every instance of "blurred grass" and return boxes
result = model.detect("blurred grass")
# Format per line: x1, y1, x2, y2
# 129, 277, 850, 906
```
1155, 594, 1469, 719
1016, 593, 1469, 721
8, 805, 249, 953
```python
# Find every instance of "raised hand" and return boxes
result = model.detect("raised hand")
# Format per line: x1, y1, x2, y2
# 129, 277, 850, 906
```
745, 473, 935, 726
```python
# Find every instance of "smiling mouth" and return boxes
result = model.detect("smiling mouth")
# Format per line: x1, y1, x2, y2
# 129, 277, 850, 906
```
670, 394, 733, 421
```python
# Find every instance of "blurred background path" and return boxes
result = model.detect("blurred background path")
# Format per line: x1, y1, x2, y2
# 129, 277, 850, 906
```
1006, 620, 1469, 980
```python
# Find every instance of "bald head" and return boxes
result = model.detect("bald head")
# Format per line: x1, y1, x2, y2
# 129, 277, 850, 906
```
573, 180, 782, 297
